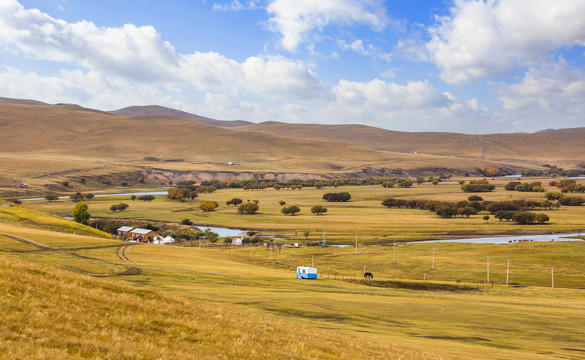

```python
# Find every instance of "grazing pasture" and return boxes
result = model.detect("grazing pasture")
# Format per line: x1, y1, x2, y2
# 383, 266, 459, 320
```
24, 177, 585, 243
1, 212, 584, 359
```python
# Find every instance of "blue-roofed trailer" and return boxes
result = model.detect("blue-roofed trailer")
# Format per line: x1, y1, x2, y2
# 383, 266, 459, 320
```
296, 266, 317, 279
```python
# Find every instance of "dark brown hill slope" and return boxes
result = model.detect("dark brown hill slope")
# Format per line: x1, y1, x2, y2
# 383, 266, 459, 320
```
234, 122, 585, 163
110, 105, 252, 127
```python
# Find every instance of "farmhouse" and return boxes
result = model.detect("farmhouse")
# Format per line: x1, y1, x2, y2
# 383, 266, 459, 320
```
129, 228, 158, 242
117, 226, 134, 240
232, 237, 243, 246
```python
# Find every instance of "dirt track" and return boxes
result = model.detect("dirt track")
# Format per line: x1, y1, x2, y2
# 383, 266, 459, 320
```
0, 232, 142, 276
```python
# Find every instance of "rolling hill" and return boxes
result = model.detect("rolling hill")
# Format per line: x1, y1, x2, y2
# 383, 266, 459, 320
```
110, 105, 252, 127
1, 97, 584, 191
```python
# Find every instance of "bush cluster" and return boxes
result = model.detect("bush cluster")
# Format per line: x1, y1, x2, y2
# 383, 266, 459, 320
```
322, 192, 351, 202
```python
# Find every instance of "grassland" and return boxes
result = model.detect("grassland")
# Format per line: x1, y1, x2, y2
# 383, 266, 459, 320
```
1, 215, 585, 359
23, 177, 585, 243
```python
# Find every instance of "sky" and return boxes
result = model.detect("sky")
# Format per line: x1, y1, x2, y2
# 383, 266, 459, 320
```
1, 0, 585, 134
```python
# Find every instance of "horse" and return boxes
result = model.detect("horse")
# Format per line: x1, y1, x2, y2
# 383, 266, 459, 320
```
364, 272, 373, 279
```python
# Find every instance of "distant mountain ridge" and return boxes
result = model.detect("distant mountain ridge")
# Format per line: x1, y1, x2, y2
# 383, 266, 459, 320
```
1, 96, 584, 173
109, 105, 252, 127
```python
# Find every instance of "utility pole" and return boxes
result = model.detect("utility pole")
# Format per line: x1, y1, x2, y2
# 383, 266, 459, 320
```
552, 266, 554, 288
487, 256, 490, 283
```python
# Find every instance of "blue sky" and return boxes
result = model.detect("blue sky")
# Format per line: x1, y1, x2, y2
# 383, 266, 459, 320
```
1, 0, 585, 134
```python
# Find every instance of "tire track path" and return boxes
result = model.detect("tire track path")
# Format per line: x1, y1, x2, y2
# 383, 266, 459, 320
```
0, 232, 142, 276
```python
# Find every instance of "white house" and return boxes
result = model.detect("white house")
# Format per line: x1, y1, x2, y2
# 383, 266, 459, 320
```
232, 237, 243, 246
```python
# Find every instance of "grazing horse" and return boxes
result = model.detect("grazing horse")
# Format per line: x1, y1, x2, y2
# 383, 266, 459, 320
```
364, 272, 373, 279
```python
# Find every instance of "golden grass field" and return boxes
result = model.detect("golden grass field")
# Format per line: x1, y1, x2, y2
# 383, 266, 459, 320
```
0, 215, 584, 359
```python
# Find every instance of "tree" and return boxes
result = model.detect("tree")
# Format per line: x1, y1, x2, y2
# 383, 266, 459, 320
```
281, 205, 300, 216
180, 219, 192, 225
238, 202, 259, 215
110, 203, 129, 212
461, 183, 495, 192
468, 195, 483, 201
397, 180, 413, 188
435, 206, 457, 218
130, 195, 136, 201
512, 212, 536, 225
322, 192, 351, 202
381, 181, 395, 188
138, 195, 155, 201
311, 205, 327, 215
545, 192, 564, 201
45, 195, 59, 202
457, 206, 477, 218
200, 201, 218, 212
483, 215, 490, 223
203, 228, 219, 243
505, 181, 522, 190
535, 213, 550, 224
226, 198, 243, 207
72, 201, 90, 225
278, 200, 286, 206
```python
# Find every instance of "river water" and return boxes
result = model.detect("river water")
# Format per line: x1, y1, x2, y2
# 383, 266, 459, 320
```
414, 233, 583, 245
20, 190, 169, 201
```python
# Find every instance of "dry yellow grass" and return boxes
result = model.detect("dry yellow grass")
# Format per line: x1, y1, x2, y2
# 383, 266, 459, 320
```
0, 251, 441, 360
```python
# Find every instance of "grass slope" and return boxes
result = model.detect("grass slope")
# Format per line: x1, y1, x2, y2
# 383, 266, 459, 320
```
0, 103, 438, 175
0, 253, 437, 360
1, 209, 584, 359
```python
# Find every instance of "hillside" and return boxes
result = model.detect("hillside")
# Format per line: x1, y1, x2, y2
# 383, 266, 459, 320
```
234, 122, 585, 163
0, 251, 429, 359
1, 98, 584, 192
0, 102, 508, 187
110, 105, 252, 127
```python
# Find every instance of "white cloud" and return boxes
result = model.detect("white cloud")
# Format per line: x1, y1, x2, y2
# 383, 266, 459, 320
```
0, 0, 178, 81
427, 0, 585, 84
241, 56, 331, 102
0, 1, 329, 104
499, 60, 585, 115
212, 1, 259, 11
0, 66, 183, 110
267, 0, 388, 51
333, 79, 451, 110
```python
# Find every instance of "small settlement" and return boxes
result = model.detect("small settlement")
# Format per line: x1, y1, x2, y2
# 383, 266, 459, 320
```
116, 226, 174, 244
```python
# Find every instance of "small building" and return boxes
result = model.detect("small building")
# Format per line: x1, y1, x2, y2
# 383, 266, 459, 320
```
232, 237, 243, 246
296, 266, 317, 279
19, 183, 28, 188
129, 228, 158, 242
117, 226, 134, 240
